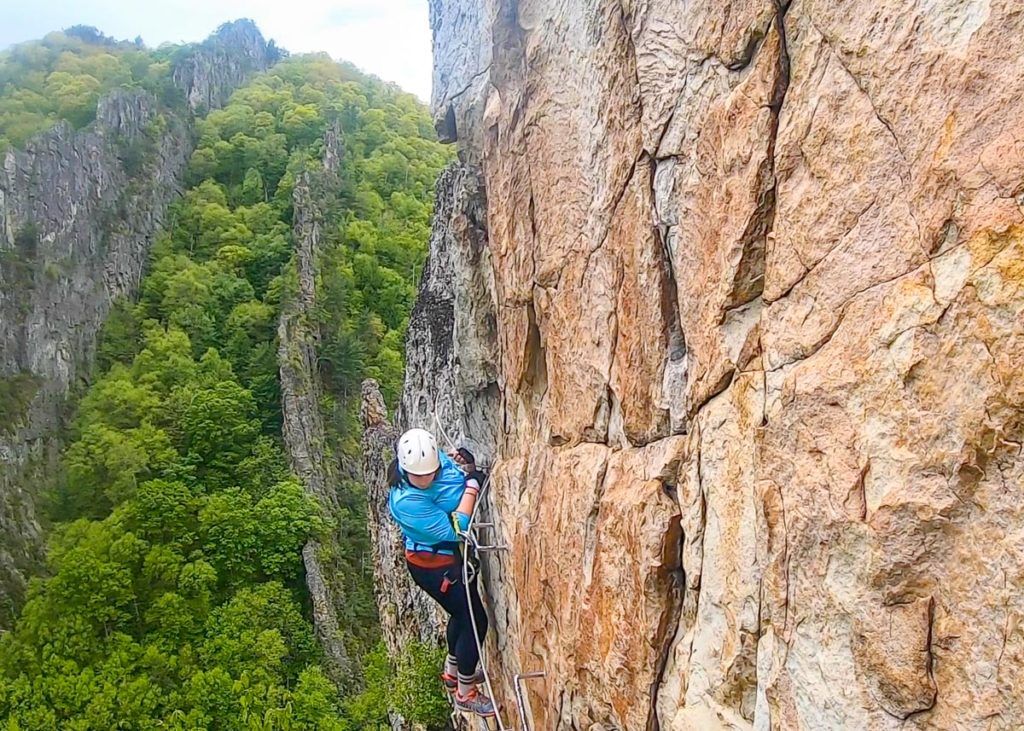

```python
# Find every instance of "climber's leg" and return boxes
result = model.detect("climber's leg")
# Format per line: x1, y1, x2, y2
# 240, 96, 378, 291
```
437, 576, 479, 676
442, 652, 460, 693
407, 562, 457, 610
445, 615, 460, 659
406, 562, 485, 667
457, 571, 487, 670
407, 561, 473, 657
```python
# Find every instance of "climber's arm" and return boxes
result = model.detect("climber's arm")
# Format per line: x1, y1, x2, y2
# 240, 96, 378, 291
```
454, 472, 482, 533
452, 447, 483, 534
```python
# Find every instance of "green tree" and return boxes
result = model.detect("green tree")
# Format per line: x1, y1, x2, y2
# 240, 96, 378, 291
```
0, 29, 181, 147
45, 70, 101, 126
1, 42, 452, 730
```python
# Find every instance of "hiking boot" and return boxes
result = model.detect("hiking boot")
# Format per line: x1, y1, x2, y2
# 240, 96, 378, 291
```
441, 668, 485, 693
454, 688, 496, 717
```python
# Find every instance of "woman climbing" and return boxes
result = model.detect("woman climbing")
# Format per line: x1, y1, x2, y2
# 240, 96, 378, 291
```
387, 427, 496, 718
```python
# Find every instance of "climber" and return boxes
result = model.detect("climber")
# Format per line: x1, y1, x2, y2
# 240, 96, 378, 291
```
387, 427, 496, 718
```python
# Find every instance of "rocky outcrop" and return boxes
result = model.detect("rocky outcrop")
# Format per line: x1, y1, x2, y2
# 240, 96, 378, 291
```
398, 162, 499, 463
0, 24, 272, 626
0, 91, 191, 625
277, 123, 354, 686
381, 0, 1024, 728
171, 19, 278, 114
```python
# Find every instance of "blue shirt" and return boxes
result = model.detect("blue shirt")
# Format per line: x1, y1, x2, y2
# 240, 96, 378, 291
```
388, 452, 467, 553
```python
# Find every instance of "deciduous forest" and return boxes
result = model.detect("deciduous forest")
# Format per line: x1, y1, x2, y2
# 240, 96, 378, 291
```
0, 26, 452, 729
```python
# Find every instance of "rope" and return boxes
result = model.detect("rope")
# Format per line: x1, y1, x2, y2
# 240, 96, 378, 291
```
461, 471, 507, 731
431, 410, 509, 730
431, 409, 460, 458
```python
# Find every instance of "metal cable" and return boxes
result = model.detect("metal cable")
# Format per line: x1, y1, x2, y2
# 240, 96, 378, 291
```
460, 471, 507, 730
431, 411, 510, 730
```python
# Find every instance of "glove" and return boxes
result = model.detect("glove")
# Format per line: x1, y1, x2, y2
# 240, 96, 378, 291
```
452, 444, 475, 473
454, 511, 471, 534
466, 469, 487, 488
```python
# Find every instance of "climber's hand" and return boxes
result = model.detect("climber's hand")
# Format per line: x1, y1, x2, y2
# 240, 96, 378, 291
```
453, 447, 476, 472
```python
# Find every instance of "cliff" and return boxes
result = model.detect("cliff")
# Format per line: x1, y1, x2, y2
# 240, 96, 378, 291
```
277, 122, 353, 685
367, 0, 1024, 728
0, 21, 272, 626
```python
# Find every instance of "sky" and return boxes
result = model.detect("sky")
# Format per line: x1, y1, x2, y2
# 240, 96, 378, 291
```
0, 0, 435, 101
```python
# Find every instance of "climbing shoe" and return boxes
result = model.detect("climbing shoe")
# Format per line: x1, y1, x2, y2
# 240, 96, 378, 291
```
454, 688, 497, 717
441, 668, 485, 693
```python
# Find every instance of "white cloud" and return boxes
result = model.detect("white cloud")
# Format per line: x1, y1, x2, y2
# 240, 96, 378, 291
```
0, 0, 434, 101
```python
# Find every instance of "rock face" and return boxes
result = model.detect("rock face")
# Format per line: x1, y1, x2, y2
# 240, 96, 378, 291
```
0, 23, 271, 626
0, 91, 191, 625
277, 122, 354, 685
398, 162, 499, 463
171, 20, 277, 113
378, 0, 1024, 728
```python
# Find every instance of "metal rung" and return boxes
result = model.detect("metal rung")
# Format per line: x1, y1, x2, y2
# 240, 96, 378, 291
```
475, 544, 509, 552
514, 672, 546, 731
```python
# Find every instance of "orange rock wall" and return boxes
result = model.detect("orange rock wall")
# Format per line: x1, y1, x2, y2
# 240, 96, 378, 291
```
424, 0, 1024, 727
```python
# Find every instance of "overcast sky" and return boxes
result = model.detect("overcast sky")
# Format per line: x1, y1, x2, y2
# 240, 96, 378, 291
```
0, 0, 434, 101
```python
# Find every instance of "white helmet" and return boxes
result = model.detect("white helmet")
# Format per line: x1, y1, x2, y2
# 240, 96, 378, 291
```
397, 428, 440, 475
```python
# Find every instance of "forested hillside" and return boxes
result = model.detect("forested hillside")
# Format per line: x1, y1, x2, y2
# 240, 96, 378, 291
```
0, 26, 179, 149
0, 31, 449, 729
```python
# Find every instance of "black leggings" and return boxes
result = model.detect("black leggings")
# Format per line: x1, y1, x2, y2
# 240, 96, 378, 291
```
406, 560, 488, 676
